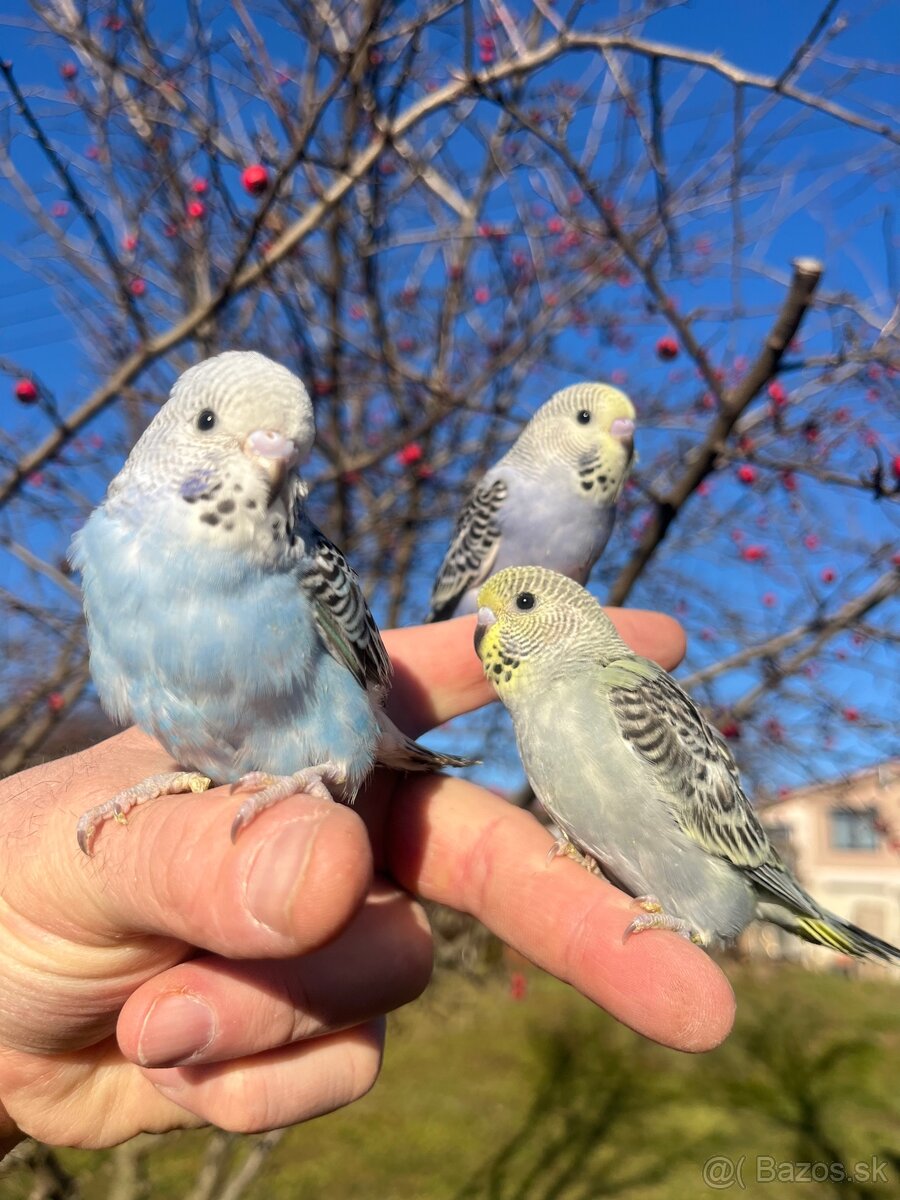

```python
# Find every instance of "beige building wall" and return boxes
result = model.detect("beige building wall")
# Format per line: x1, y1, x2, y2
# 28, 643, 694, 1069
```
746, 760, 900, 977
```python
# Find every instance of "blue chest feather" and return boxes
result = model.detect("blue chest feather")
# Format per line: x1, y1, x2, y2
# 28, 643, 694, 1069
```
73, 506, 379, 787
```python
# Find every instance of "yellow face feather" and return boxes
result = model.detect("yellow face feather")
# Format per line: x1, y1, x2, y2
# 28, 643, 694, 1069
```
516, 383, 637, 504
475, 566, 618, 697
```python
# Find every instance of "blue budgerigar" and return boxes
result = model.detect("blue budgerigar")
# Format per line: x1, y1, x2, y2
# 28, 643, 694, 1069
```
426, 383, 636, 622
72, 350, 471, 852
475, 566, 900, 964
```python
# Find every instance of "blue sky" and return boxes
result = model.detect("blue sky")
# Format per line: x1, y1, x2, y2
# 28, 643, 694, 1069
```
0, 1, 897, 790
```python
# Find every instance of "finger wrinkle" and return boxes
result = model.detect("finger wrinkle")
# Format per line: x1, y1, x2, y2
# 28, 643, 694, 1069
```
453, 811, 517, 920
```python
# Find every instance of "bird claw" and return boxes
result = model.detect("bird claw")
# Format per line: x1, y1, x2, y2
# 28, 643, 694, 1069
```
230, 763, 346, 841
546, 838, 602, 875
624, 909, 703, 944
76, 771, 212, 855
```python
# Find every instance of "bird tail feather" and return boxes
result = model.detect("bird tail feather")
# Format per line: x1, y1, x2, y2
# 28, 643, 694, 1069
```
376, 713, 478, 772
381, 736, 477, 772
792, 914, 900, 963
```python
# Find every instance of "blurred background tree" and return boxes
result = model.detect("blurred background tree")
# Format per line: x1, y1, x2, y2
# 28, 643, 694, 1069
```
1, 0, 897, 791
1, 1, 899, 1195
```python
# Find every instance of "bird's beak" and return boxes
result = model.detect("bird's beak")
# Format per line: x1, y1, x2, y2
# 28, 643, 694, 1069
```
610, 416, 635, 461
242, 430, 301, 505
474, 605, 497, 657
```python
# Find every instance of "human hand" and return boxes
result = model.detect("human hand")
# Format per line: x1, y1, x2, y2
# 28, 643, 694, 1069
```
0, 607, 733, 1150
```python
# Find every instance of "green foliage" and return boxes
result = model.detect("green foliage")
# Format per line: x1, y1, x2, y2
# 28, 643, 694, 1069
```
3, 964, 897, 1200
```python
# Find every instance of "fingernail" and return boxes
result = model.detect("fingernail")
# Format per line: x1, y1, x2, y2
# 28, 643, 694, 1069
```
244, 815, 325, 933
137, 992, 216, 1067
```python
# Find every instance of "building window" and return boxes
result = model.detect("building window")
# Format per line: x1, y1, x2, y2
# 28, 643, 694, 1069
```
829, 808, 880, 851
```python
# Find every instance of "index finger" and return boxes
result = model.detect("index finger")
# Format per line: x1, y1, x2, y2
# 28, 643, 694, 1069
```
386, 774, 735, 1053
386, 609, 685, 734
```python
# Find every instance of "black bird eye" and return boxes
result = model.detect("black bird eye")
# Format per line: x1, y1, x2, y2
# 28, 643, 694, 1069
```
197, 409, 216, 431
515, 591, 536, 611
577, 410, 592, 424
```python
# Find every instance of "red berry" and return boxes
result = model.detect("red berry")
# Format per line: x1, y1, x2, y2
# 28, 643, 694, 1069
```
191, 177, 208, 194
767, 381, 787, 406
14, 378, 38, 403
821, 568, 836, 583
842, 707, 859, 723
241, 163, 269, 195
719, 720, 741, 740
60, 62, 78, 80
781, 471, 797, 492
656, 337, 679, 361
474, 286, 490, 304
47, 692, 65, 713
51, 201, 69, 218
186, 199, 206, 219
737, 464, 757, 485
741, 544, 766, 562
122, 233, 138, 252
804, 534, 820, 551
129, 278, 146, 296
509, 971, 527, 1002
762, 592, 777, 607
397, 443, 423, 467
547, 216, 564, 234
892, 455, 900, 479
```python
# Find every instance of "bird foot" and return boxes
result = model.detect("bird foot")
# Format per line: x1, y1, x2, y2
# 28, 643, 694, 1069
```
546, 838, 602, 876
76, 771, 212, 855
230, 762, 347, 840
624, 906, 703, 944
632, 894, 664, 914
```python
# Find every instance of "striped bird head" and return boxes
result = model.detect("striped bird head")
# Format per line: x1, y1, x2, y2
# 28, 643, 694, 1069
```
103, 351, 316, 564
475, 566, 625, 697
509, 382, 636, 504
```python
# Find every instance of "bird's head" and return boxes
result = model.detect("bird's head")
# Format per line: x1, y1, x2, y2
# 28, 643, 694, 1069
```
107, 351, 316, 556
518, 382, 636, 503
475, 566, 613, 697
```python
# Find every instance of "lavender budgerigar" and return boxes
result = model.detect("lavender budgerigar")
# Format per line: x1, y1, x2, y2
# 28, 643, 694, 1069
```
474, 566, 900, 963
426, 383, 635, 622
71, 350, 471, 852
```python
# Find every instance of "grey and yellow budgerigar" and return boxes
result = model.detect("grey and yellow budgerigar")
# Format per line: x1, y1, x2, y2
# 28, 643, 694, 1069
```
426, 383, 636, 621
474, 565, 900, 962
